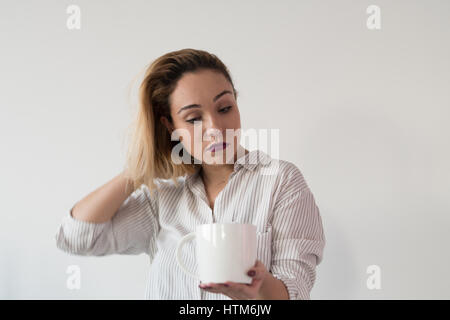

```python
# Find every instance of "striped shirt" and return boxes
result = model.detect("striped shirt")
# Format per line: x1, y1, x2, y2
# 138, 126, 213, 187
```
55, 149, 326, 300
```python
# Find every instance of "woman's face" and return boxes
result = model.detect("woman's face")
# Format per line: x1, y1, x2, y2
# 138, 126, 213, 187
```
162, 69, 241, 165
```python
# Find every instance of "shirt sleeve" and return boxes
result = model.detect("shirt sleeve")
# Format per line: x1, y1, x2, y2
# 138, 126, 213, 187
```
55, 184, 160, 257
269, 163, 326, 300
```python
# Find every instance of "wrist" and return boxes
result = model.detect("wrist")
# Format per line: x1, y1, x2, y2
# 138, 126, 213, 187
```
255, 272, 272, 299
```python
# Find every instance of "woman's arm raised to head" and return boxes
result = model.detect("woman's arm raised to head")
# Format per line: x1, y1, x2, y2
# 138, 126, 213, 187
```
55, 171, 160, 256
70, 171, 134, 223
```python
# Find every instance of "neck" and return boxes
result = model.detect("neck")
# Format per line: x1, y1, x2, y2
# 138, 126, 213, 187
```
200, 147, 249, 187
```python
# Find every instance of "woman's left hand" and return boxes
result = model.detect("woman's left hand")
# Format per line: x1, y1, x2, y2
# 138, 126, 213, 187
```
198, 260, 269, 300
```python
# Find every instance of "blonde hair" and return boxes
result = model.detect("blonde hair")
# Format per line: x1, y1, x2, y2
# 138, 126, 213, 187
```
123, 48, 238, 197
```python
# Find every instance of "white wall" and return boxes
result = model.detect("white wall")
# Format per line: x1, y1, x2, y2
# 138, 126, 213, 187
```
0, 0, 449, 299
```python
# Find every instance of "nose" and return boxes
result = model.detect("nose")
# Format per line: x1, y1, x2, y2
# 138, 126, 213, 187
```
203, 114, 225, 141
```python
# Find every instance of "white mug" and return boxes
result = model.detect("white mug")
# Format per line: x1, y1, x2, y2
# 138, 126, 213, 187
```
176, 223, 257, 284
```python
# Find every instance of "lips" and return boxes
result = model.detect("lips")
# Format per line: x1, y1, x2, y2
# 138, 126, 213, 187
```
207, 142, 229, 152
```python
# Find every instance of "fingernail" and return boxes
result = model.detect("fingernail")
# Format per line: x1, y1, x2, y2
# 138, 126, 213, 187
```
247, 270, 256, 277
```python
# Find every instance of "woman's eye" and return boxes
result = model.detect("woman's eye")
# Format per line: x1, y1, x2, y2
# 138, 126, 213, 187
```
186, 117, 201, 124
220, 106, 232, 113
186, 106, 232, 124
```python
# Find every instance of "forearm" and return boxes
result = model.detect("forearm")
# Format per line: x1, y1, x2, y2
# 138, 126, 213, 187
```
255, 272, 289, 300
71, 170, 134, 223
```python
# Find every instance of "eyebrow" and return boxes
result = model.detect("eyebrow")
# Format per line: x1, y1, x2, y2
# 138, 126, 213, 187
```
176, 90, 232, 115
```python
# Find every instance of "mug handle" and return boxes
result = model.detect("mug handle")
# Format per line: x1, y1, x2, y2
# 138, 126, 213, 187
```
176, 232, 200, 280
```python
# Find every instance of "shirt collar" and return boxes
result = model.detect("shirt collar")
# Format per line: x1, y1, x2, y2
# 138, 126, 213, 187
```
234, 148, 271, 171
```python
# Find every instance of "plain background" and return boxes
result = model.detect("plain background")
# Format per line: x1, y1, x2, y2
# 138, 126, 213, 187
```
0, 0, 449, 299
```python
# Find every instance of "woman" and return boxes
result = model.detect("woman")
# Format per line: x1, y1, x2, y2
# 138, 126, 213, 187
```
55, 48, 326, 300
